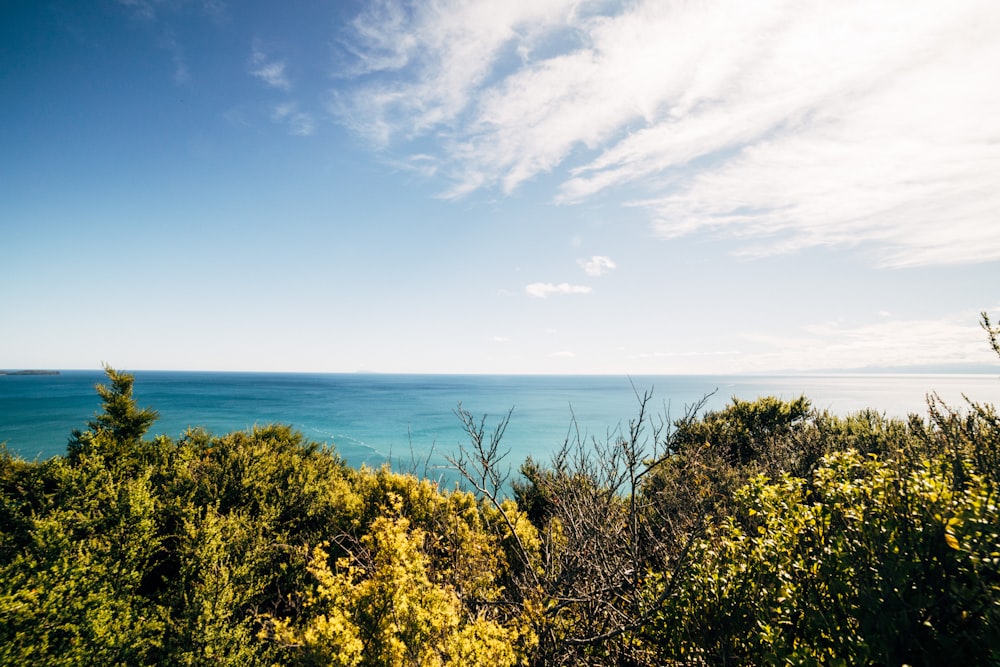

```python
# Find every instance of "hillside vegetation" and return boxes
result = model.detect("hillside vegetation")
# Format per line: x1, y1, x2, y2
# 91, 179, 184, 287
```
2, 320, 999, 666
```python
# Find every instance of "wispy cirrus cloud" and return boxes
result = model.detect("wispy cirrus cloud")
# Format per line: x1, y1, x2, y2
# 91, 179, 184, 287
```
159, 30, 189, 84
626, 313, 993, 374
739, 315, 993, 372
118, 0, 226, 23
250, 45, 316, 136
334, 0, 584, 144
272, 103, 315, 136
116, 1, 206, 84
250, 47, 291, 91
117, 0, 165, 21
336, 0, 1000, 267
525, 282, 592, 298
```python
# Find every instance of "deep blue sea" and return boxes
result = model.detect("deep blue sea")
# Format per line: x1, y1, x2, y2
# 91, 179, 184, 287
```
2, 372, 999, 479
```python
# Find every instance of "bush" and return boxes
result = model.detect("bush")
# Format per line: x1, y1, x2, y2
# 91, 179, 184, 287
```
3, 356, 1000, 666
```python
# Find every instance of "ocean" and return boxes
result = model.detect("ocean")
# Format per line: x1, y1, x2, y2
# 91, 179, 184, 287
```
2, 371, 999, 478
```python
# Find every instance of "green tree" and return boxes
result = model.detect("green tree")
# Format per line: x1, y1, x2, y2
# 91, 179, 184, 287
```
672, 395, 811, 466
0, 455, 166, 666
67, 365, 159, 465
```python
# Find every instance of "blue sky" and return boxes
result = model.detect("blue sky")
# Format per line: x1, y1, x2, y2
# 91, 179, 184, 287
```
2, 0, 998, 374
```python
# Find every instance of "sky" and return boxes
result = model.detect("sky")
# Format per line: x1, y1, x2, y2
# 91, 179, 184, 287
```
2, 0, 999, 375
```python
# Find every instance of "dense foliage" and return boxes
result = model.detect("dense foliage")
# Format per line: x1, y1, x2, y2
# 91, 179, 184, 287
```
2, 351, 999, 665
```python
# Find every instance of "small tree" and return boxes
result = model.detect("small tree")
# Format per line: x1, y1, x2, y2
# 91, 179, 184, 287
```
671, 395, 811, 466
67, 365, 159, 464
449, 393, 701, 665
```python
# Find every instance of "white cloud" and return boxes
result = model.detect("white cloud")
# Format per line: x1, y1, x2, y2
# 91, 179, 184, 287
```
624, 313, 994, 374
336, 0, 583, 144
635, 350, 742, 359
118, 0, 225, 21
157, 30, 189, 84
525, 282, 592, 298
116, 4, 195, 84
272, 103, 315, 136
251, 48, 291, 91
338, 0, 1000, 267
738, 315, 993, 372
117, 0, 159, 20
579, 255, 615, 276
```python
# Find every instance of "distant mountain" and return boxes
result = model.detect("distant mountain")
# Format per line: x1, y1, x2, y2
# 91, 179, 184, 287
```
801, 363, 999, 375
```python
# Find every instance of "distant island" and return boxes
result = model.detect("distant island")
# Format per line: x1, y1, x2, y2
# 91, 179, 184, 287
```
0, 370, 60, 376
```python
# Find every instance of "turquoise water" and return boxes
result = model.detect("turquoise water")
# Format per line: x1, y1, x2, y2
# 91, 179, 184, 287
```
2, 372, 999, 475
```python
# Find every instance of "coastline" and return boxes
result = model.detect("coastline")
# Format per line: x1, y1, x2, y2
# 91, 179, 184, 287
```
0, 370, 60, 376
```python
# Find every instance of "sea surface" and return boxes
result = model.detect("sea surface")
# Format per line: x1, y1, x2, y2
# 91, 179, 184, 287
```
2, 371, 999, 479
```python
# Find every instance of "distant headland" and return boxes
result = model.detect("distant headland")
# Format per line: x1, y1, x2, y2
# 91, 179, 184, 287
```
0, 370, 60, 376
